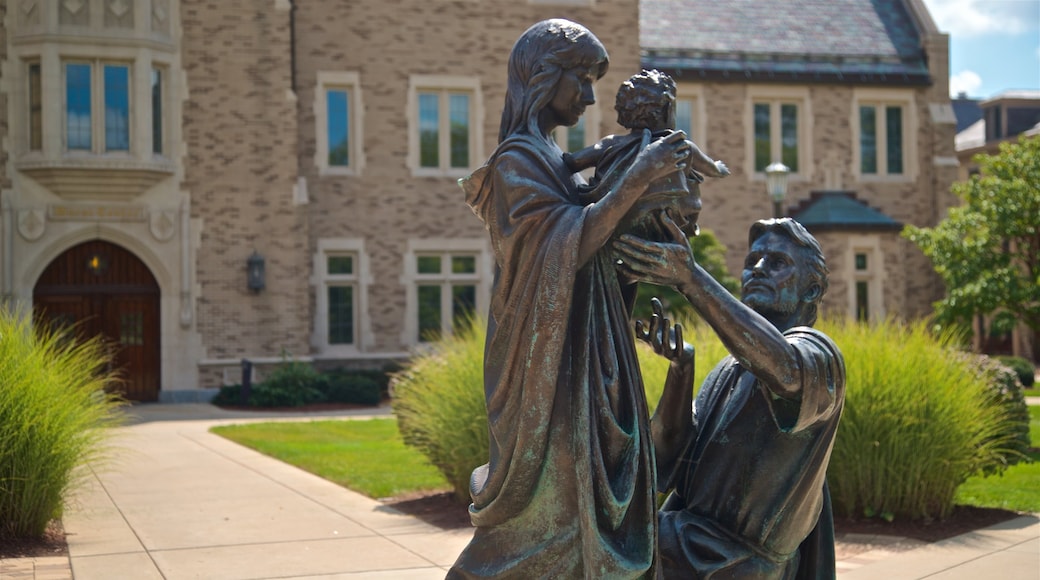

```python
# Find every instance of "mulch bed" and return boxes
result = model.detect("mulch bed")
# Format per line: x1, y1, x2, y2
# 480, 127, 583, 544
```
2, 496, 1021, 560
383, 492, 1023, 544
0, 520, 68, 559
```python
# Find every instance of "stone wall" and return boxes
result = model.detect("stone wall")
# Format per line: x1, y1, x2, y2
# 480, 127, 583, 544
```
181, 0, 310, 363
680, 79, 956, 320
295, 0, 640, 355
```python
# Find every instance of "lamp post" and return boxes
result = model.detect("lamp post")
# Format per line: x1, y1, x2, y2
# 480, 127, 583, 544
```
764, 161, 790, 218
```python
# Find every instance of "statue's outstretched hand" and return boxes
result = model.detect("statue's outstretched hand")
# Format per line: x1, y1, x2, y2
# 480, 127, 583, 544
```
635, 297, 694, 364
613, 210, 696, 289
629, 129, 692, 184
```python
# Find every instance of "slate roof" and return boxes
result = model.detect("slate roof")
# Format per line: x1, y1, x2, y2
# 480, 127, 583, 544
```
791, 191, 903, 231
641, 0, 931, 85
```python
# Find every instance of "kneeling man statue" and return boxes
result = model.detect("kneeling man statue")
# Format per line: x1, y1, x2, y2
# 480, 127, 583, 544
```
616, 216, 846, 579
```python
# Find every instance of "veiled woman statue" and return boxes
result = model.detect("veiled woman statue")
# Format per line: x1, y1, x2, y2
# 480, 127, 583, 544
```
448, 19, 691, 579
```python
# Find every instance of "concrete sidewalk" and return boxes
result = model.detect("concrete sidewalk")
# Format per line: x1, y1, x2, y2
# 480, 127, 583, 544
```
2, 403, 1038, 579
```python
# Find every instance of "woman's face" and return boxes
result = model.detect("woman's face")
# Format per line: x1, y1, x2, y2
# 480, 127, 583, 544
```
547, 64, 598, 129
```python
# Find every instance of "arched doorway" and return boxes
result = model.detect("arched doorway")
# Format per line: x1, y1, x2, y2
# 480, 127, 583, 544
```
33, 240, 161, 402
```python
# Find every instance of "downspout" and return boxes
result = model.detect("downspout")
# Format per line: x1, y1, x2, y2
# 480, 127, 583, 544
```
289, 0, 297, 94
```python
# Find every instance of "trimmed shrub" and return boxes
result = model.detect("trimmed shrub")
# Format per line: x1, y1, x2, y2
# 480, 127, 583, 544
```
324, 371, 381, 405
822, 317, 1017, 521
0, 309, 124, 540
994, 355, 1036, 387
969, 355, 1031, 470
210, 383, 245, 406
248, 359, 326, 408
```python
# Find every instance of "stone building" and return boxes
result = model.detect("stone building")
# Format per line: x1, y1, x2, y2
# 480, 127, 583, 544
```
0, 0, 638, 401
0, 0, 957, 402
642, 0, 959, 325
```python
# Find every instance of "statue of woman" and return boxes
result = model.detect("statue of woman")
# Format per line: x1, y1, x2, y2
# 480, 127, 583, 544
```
449, 19, 691, 579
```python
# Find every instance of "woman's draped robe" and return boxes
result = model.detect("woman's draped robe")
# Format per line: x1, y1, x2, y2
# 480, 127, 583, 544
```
448, 134, 657, 579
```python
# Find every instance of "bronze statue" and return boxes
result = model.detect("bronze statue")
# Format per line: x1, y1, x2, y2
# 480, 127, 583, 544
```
615, 217, 846, 579
449, 19, 692, 578
566, 69, 728, 243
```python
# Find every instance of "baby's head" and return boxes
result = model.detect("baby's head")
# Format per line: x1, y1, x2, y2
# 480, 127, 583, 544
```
615, 69, 676, 132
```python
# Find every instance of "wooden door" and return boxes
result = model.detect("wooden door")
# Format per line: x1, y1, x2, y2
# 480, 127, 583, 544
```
33, 241, 161, 402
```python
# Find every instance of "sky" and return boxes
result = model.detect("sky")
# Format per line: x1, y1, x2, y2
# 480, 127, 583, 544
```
920, 0, 1040, 99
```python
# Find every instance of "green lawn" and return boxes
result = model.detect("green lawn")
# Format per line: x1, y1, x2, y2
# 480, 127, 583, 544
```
211, 419, 450, 499
954, 405, 1040, 512
214, 409, 1040, 513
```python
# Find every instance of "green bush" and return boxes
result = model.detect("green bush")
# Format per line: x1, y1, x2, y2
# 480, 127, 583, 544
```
969, 355, 1031, 470
324, 371, 381, 405
822, 317, 1017, 521
0, 309, 123, 540
210, 383, 245, 406
995, 355, 1036, 387
248, 359, 326, 407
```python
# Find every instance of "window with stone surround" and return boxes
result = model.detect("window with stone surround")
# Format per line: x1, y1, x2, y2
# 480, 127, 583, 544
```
28, 61, 42, 151
745, 87, 811, 180
402, 240, 489, 344
315, 71, 364, 176
675, 84, 707, 155
152, 67, 164, 155
847, 236, 885, 321
553, 104, 601, 154
312, 239, 369, 355
407, 76, 483, 177
9, 1, 179, 200
853, 90, 915, 181
63, 60, 132, 153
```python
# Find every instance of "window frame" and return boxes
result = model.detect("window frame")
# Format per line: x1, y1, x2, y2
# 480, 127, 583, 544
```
151, 66, 166, 156
852, 89, 916, 182
311, 239, 370, 356
745, 86, 812, 182
314, 71, 364, 176
553, 104, 601, 154
407, 75, 483, 177
27, 60, 43, 151
62, 58, 135, 155
401, 239, 490, 345
846, 236, 885, 322
674, 83, 707, 152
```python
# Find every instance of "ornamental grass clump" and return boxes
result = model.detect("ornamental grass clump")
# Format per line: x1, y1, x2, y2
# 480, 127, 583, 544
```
392, 313, 729, 501
392, 316, 489, 502
0, 308, 124, 540
822, 317, 1016, 521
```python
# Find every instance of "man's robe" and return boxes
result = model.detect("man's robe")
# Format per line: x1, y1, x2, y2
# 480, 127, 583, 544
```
448, 134, 657, 579
657, 327, 846, 579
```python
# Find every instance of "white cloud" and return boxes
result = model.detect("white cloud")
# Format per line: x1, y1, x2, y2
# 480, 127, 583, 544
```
950, 69, 983, 96
922, 0, 1037, 37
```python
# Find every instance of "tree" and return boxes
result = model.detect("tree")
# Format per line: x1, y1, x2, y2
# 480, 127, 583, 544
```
631, 228, 741, 322
904, 135, 1040, 339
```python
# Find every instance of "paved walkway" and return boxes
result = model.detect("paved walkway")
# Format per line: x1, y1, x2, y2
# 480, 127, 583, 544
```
1, 403, 1037, 579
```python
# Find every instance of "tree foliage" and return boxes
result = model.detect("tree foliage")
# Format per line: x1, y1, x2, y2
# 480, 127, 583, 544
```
904, 135, 1040, 336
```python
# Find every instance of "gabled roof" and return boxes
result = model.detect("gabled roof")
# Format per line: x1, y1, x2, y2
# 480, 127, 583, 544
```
791, 191, 903, 232
641, 0, 931, 85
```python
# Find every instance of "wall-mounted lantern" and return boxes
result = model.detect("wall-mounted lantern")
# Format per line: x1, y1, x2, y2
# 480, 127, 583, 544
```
764, 161, 791, 218
247, 250, 265, 293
